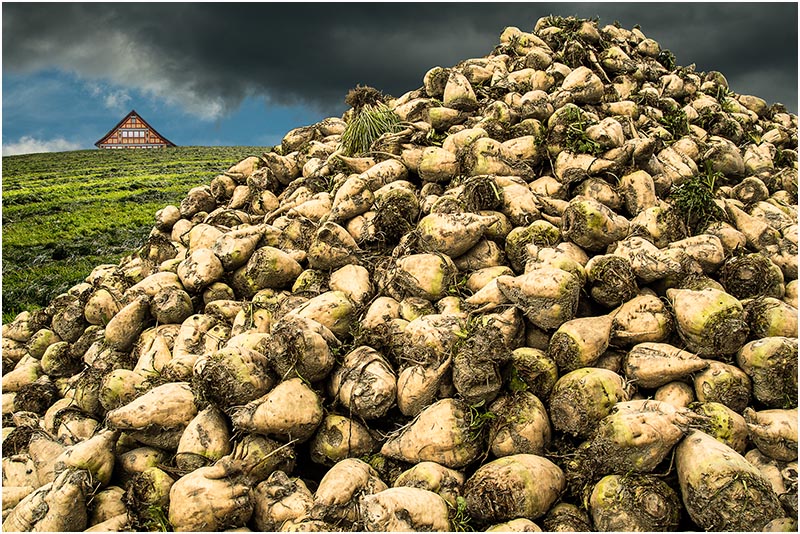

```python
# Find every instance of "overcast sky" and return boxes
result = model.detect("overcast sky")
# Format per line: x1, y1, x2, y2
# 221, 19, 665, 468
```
3, 2, 798, 155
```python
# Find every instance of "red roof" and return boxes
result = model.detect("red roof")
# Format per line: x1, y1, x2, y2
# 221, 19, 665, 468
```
94, 109, 176, 147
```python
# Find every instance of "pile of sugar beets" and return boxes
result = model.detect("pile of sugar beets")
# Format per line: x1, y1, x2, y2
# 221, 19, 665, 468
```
3, 16, 799, 533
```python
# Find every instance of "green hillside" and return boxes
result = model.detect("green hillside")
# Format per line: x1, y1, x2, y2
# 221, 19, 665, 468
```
2, 146, 264, 321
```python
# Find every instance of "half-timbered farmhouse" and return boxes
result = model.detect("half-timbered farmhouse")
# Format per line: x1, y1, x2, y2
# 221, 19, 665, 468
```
95, 110, 176, 149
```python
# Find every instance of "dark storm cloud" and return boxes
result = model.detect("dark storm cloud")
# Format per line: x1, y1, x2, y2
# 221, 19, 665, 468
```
4, 3, 797, 118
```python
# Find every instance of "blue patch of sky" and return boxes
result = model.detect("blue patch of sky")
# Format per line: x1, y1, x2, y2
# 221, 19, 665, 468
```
185, 97, 330, 148
3, 70, 106, 147
3, 69, 332, 150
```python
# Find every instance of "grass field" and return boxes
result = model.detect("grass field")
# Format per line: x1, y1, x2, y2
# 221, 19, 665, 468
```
2, 146, 265, 322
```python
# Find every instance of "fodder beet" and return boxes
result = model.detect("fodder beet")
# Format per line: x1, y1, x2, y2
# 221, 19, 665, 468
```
2, 15, 797, 532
